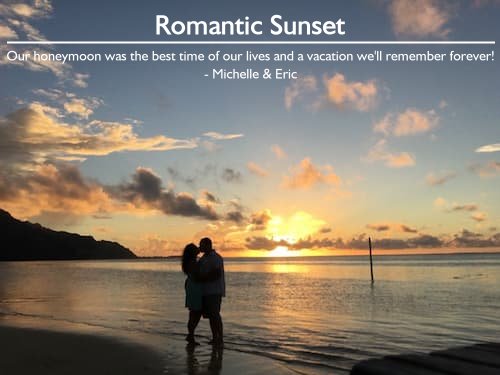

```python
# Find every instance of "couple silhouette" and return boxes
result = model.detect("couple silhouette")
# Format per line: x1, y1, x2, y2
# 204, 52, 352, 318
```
182, 237, 225, 346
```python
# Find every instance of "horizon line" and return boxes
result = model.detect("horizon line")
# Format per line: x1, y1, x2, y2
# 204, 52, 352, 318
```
6, 40, 496, 45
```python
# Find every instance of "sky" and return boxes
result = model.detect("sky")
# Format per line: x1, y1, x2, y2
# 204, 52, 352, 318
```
0, 0, 499, 257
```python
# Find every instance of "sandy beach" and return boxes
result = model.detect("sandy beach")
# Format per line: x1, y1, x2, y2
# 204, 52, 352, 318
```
0, 325, 165, 375
0, 324, 296, 375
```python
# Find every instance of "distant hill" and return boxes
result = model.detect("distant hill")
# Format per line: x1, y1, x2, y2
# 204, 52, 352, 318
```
0, 209, 137, 261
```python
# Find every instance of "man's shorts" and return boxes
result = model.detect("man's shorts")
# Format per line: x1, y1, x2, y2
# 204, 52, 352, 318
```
202, 294, 222, 319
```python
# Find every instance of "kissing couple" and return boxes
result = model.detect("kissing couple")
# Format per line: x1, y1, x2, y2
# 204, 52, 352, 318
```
182, 237, 225, 346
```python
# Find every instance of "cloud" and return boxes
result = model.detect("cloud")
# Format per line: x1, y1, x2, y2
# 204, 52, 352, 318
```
245, 232, 443, 251
282, 158, 341, 189
401, 225, 419, 233
244, 226, 500, 251
0, 163, 112, 220
450, 229, 500, 247
203, 132, 244, 140
0, 2, 90, 87
364, 139, 416, 168
284, 73, 379, 112
434, 197, 447, 208
32, 89, 104, 119
388, 0, 452, 38
324, 73, 378, 111
471, 212, 487, 222
200, 190, 220, 204
426, 171, 456, 186
167, 164, 217, 188
476, 143, 500, 153
247, 162, 269, 177
0, 24, 18, 39
63, 98, 101, 119
271, 144, 287, 160
72, 73, 90, 88
367, 223, 418, 233
367, 223, 390, 232
225, 210, 245, 224
284, 75, 318, 110
109, 167, 219, 220
374, 109, 439, 137
0, 1, 53, 18
468, 161, 500, 178
247, 209, 272, 231
451, 203, 478, 212
0, 104, 197, 167
221, 168, 242, 183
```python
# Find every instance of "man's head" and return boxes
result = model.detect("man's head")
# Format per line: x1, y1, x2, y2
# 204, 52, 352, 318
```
199, 237, 213, 253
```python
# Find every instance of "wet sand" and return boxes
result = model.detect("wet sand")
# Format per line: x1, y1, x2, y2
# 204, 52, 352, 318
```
0, 325, 165, 375
0, 324, 296, 375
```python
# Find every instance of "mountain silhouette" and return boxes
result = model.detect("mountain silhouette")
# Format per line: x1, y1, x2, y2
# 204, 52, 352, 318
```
0, 209, 137, 261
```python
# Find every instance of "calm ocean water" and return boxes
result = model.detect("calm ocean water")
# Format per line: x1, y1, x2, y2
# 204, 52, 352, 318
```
1, 253, 500, 374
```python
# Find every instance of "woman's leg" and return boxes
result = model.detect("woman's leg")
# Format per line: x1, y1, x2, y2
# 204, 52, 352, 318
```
187, 310, 202, 340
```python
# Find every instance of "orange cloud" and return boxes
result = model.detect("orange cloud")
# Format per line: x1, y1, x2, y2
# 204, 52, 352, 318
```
271, 144, 287, 159
471, 212, 487, 222
324, 73, 378, 111
0, 163, 113, 220
247, 162, 269, 177
374, 109, 439, 137
0, 104, 197, 167
388, 0, 452, 38
364, 139, 416, 168
282, 158, 341, 189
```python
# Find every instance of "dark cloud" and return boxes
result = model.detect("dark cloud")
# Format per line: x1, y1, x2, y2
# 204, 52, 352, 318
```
245, 230, 498, 251
319, 227, 332, 234
202, 190, 220, 204
0, 163, 97, 202
408, 234, 443, 248
248, 210, 272, 231
401, 225, 418, 233
222, 168, 242, 183
167, 164, 217, 188
367, 223, 390, 232
451, 204, 478, 212
450, 229, 500, 248
245, 236, 288, 250
110, 168, 219, 221
226, 211, 246, 223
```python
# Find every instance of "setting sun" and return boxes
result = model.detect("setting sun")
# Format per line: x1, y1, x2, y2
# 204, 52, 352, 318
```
268, 245, 291, 257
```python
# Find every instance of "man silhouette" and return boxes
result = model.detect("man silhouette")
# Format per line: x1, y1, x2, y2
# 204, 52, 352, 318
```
198, 237, 225, 345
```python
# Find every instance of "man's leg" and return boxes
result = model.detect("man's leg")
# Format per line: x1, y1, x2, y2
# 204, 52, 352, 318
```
209, 315, 218, 341
209, 313, 223, 343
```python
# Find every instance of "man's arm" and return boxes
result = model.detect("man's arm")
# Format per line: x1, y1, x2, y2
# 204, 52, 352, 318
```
193, 260, 221, 283
197, 267, 221, 282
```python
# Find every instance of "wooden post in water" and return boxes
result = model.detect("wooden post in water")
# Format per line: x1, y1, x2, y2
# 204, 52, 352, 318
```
369, 237, 374, 283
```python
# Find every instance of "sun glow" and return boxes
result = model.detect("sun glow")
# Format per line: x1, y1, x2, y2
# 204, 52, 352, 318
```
268, 245, 292, 257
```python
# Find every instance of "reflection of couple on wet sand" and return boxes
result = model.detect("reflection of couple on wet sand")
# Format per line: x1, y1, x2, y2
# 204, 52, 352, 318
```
182, 237, 225, 346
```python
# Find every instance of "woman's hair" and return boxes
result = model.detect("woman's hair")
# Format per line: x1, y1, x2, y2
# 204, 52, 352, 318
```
181, 243, 198, 274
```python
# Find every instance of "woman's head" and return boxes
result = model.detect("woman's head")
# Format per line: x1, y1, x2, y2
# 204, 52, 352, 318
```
182, 243, 199, 274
